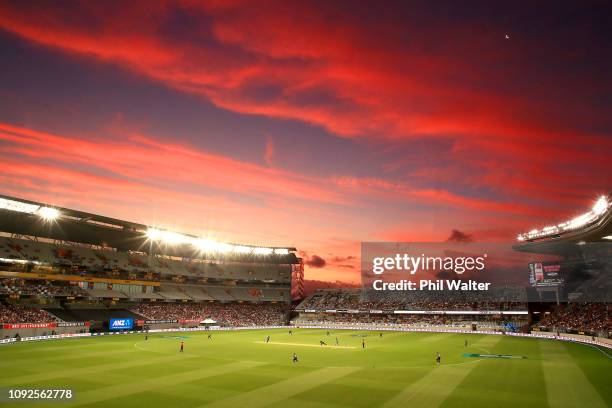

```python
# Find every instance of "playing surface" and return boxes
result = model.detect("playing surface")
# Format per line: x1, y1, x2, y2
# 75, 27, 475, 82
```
1, 329, 610, 408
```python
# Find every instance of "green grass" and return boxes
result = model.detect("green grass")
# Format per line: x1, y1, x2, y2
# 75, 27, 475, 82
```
0, 329, 610, 407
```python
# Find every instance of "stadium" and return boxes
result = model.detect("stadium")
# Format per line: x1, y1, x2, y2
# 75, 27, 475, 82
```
1, 2, 611, 407
0, 194, 610, 408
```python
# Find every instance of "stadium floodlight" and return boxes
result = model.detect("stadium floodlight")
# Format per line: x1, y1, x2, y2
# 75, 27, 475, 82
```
147, 228, 189, 245
193, 239, 233, 253
253, 247, 274, 255
603, 235, 612, 240
592, 195, 608, 215
160, 231, 190, 245
37, 206, 60, 221
518, 195, 611, 241
234, 245, 253, 254
565, 213, 592, 230
0, 197, 43, 214
145, 225, 287, 256
216, 243, 234, 253
193, 238, 213, 251
0, 197, 61, 221
146, 228, 163, 241
208, 241, 233, 254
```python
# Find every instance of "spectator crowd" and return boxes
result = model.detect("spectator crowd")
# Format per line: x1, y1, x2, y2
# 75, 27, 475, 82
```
294, 311, 527, 331
537, 303, 610, 334
132, 302, 288, 326
297, 289, 528, 312
0, 303, 55, 324
0, 278, 86, 297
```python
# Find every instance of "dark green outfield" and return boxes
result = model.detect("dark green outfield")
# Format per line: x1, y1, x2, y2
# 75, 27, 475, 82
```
0, 329, 610, 408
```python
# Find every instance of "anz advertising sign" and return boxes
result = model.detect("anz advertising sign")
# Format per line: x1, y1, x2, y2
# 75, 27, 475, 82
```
109, 318, 134, 330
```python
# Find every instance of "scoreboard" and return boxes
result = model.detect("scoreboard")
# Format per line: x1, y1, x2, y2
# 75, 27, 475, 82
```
528, 262, 564, 287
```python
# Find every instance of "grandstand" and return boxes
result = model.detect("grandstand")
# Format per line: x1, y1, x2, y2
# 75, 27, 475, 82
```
289, 196, 611, 337
0, 195, 298, 336
293, 288, 530, 332
2, 194, 609, 338
512, 194, 612, 337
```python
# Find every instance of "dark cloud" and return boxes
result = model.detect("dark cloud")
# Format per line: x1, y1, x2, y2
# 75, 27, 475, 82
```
447, 229, 473, 243
330, 255, 356, 262
305, 254, 326, 268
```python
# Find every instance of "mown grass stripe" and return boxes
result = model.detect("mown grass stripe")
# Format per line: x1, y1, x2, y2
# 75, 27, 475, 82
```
381, 334, 501, 408
254, 341, 356, 349
1, 338, 132, 355
1, 345, 140, 367
65, 360, 265, 407
198, 366, 360, 408
4, 353, 195, 386
417, 333, 456, 343
540, 340, 607, 408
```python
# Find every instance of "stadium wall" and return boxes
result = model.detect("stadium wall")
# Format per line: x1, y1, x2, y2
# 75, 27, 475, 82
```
1, 324, 89, 338
532, 331, 612, 347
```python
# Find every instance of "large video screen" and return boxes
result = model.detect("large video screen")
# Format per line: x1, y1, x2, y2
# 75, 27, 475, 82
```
109, 318, 134, 330
528, 262, 564, 287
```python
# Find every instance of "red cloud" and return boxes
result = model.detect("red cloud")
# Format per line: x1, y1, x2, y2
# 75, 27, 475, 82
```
264, 135, 274, 166
0, 1, 607, 208
1, 122, 548, 221
0, 2, 608, 142
0, 121, 567, 283
0, 2, 610, 282
0, 123, 344, 205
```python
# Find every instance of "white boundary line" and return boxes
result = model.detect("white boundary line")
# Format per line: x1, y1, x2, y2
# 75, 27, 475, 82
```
582, 343, 612, 359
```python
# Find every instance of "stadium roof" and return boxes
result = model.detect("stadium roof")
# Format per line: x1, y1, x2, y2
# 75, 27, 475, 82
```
0, 194, 298, 263
514, 194, 612, 255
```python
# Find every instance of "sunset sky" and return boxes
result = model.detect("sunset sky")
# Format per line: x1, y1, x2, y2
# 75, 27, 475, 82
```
0, 1, 610, 283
